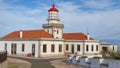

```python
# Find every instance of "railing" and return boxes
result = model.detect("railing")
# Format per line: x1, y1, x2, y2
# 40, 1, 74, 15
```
0, 51, 7, 63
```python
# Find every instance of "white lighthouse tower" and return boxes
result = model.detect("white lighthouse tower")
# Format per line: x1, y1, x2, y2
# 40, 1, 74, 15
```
42, 4, 64, 38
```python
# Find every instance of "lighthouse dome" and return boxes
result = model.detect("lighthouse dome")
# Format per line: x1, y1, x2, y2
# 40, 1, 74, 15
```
48, 4, 59, 12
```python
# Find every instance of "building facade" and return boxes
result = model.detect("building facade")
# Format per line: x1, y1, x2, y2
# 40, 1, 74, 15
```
0, 4, 117, 57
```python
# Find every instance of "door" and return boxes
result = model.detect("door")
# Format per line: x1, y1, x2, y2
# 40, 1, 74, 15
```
71, 44, 74, 54
11, 44, 17, 54
32, 44, 35, 56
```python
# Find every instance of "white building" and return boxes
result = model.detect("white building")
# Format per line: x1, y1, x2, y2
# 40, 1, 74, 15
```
100, 43, 117, 51
0, 4, 117, 57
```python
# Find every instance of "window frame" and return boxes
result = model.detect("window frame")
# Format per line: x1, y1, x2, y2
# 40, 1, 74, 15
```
66, 44, 69, 51
22, 44, 25, 52
96, 45, 98, 51
43, 44, 47, 53
4, 43, 7, 51
51, 44, 55, 52
59, 44, 62, 52
86, 45, 89, 51
77, 45, 80, 51
91, 45, 94, 51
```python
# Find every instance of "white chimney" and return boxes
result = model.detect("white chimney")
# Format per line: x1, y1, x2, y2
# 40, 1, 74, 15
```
87, 33, 90, 40
20, 30, 23, 38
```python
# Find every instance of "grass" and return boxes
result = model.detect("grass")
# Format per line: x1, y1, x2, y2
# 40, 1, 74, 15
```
8, 62, 18, 68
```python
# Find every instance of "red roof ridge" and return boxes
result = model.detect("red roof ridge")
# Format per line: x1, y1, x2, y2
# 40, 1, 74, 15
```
2, 29, 53, 38
63, 32, 94, 40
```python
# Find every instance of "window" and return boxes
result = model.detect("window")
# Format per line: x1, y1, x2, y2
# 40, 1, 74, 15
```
77, 45, 80, 51
32, 44, 35, 56
22, 44, 25, 52
96, 45, 98, 51
66, 44, 69, 50
86, 45, 89, 51
5, 43, 7, 51
57, 30, 59, 34
113, 46, 114, 50
59, 44, 62, 52
43, 44, 47, 53
51, 44, 55, 52
91, 45, 94, 51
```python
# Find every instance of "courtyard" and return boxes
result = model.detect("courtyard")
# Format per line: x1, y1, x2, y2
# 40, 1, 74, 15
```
8, 56, 86, 68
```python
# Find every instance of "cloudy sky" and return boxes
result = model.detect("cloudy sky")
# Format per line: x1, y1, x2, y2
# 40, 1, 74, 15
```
0, 0, 120, 40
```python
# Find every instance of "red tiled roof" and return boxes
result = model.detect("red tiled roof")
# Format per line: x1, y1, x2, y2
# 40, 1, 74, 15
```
2, 30, 53, 38
63, 33, 94, 40
2, 29, 94, 40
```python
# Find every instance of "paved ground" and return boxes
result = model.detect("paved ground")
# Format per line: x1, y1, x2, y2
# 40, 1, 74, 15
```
8, 56, 87, 68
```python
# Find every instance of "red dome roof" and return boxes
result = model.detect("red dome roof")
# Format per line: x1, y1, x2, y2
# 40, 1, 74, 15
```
48, 4, 59, 12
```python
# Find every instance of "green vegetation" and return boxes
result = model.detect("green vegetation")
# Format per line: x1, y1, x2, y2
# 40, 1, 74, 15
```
101, 50, 120, 60
8, 62, 18, 68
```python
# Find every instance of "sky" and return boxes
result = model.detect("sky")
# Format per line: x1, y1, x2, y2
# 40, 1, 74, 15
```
0, 0, 120, 40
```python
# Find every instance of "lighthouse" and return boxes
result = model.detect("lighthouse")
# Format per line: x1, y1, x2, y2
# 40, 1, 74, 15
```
42, 4, 64, 38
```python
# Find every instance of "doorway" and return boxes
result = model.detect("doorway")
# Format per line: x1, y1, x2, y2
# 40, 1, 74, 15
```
11, 44, 17, 54
71, 44, 74, 54
102, 47, 108, 52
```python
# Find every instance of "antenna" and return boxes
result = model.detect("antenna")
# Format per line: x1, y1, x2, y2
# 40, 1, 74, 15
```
53, 0, 55, 4
87, 26, 89, 34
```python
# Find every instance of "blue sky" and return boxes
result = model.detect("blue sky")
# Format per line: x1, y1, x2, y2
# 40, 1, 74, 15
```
0, 0, 120, 40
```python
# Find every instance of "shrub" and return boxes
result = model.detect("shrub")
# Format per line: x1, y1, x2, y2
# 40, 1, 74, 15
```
81, 56, 88, 58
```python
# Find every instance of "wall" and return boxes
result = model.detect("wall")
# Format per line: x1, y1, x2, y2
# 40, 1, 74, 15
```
40, 40, 64, 57
64, 41, 84, 55
0, 41, 39, 57
64, 40, 100, 55
0, 51, 7, 68
84, 41, 100, 55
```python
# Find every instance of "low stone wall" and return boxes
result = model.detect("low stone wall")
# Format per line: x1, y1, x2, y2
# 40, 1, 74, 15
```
0, 51, 7, 68
67, 56, 120, 68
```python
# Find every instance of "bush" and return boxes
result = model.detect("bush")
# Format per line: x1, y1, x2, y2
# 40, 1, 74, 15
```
101, 50, 120, 60
81, 56, 88, 58
93, 56, 102, 59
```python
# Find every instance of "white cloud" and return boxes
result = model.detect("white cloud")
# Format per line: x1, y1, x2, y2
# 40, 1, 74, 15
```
84, 0, 112, 9
58, 2, 120, 39
0, 0, 120, 40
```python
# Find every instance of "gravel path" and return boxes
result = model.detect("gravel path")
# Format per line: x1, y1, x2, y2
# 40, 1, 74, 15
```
50, 59, 87, 68
8, 56, 87, 68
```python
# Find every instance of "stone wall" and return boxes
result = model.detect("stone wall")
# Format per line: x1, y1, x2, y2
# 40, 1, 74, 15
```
67, 56, 120, 68
0, 51, 7, 68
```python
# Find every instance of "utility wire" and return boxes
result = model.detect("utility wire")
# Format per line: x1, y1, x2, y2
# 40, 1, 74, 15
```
94, 32, 120, 39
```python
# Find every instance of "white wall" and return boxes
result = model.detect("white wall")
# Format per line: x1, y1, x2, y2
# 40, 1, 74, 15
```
44, 27, 63, 39
84, 42, 100, 55
40, 40, 64, 57
64, 41, 83, 55
0, 41, 39, 57
64, 40, 100, 55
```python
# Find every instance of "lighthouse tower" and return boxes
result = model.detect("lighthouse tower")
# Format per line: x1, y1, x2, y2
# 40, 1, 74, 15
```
42, 4, 64, 38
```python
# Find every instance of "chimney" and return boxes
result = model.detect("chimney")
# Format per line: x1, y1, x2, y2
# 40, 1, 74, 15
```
87, 33, 90, 40
20, 30, 23, 38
